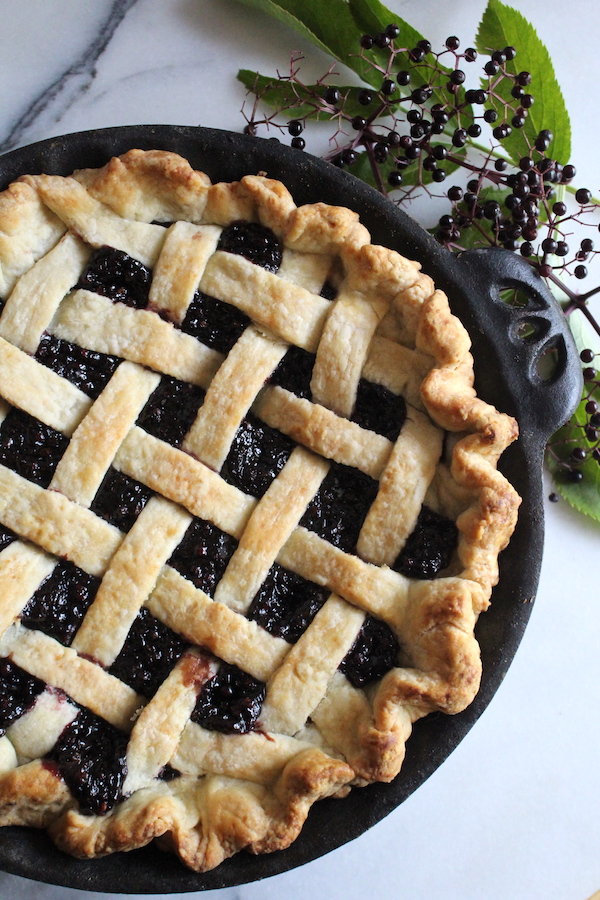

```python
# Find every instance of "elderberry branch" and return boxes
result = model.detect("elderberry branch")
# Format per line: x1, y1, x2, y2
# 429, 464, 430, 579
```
239, 21, 600, 515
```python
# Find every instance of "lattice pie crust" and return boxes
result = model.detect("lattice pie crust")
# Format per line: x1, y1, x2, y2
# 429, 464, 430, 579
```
0, 149, 520, 872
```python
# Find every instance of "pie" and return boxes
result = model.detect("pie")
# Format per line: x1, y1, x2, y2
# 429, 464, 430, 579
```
0, 148, 520, 873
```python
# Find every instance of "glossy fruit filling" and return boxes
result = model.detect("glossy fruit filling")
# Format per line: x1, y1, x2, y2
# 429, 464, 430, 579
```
108, 607, 187, 698
46, 706, 128, 815
20, 561, 101, 647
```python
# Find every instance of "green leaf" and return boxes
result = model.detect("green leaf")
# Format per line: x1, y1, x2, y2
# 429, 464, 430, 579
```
348, 145, 464, 192
546, 395, 600, 523
238, 70, 331, 119
545, 310, 600, 521
347, 0, 425, 52
238, 70, 402, 120
347, 0, 451, 99
233, 0, 379, 86
476, 0, 571, 165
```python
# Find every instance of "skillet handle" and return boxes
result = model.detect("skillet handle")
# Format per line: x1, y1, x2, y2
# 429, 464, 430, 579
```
456, 248, 583, 441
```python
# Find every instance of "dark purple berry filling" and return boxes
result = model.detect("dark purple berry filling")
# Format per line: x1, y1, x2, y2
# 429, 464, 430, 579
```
320, 281, 338, 301
159, 763, 182, 781
47, 706, 128, 815
75, 246, 151, 309
220, 412, 295, 498
181, 291, 250, 354
108, 607, 187, 698
339, 615, 399, 688
91, 469, 153, 533
218, 221, 282, 273
0, 408, 68, 487
168, 518, 238, 596
21, 561, 100, 647
34, 334, 121, 399
248, 564, 329, 642
393, 505, 458, 579
268, 346, 315, 399
0, 658, 45, 734
0, 524, 18, 552
190, 663, 265, 734
137, 376, 205, 448
351, 380, 407, 441
300, 463, 379, 553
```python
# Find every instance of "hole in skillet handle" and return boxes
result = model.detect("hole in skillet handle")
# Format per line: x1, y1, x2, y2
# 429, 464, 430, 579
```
455, 247, 583, 441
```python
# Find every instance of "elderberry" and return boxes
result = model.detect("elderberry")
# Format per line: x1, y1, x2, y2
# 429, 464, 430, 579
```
323, 86, 341, 106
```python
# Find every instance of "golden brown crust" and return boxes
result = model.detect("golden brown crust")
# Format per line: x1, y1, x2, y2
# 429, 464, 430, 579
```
0, 149, 520, 873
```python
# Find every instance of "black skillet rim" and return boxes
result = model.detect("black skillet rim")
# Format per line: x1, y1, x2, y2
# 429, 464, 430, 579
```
0, 125, 582, 893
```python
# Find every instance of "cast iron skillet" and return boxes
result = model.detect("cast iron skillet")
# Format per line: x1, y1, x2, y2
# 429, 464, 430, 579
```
0, 126, 583, 893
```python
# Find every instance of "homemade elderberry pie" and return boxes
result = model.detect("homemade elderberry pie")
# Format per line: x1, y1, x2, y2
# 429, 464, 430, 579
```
0, 149, 520, 873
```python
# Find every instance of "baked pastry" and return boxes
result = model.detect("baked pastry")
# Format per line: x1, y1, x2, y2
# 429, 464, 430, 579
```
0, 148, 520, 872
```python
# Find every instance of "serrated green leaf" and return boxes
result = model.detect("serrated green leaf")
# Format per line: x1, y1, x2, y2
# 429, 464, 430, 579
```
238, 69, 402, 120
434, 184, 512, 250
546, 307, 600, 519
348, 145, 464, 193
546, 448, 600, 522
233, 0, 380, 86
238, 70, 332, 119
476, 0, 571, 165
546, 391, 600, 523
347, 0, 425, 52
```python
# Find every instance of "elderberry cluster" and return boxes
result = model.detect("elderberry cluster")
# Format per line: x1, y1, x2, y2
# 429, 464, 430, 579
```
242, 23, 600, 496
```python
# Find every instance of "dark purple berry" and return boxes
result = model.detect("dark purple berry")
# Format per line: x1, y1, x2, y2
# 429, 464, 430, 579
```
191, 664, 265, 734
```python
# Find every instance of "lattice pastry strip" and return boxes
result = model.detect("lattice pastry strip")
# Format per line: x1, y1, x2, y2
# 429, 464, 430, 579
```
0, 466, 122, 576
182, 326, 288, 468
52, 289, 223, 389
148, 222, 221, 324
71, 497, 193, 666
0, 232, 91, 354
254, 386, 393, 479
310, 287, 391, 418
200, 252, 331, 352
50, 361, 161, 506
123, 649, 216, 796
7, 688, 79, 765
214, 447, 330, 614
0, 335, 92, 436
0, 151, 521, 875
260, 595, 366, 736
146, 567, 290, 683
25, 174, 167, 268
0, 542, 56, 636
0, 624, 143, 731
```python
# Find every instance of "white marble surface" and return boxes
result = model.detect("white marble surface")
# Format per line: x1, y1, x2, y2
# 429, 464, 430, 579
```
0, 1, 599, 898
